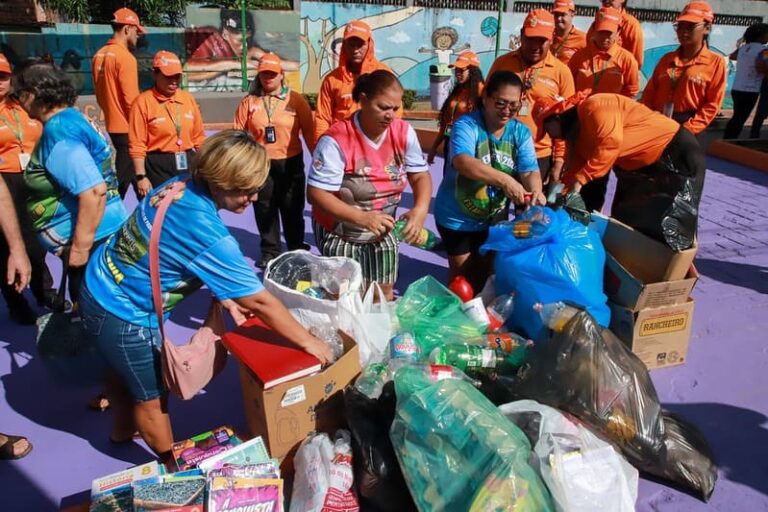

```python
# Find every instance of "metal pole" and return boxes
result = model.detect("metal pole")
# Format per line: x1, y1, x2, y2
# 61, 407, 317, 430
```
495, 0, 505, 58
241, 0, 249, 92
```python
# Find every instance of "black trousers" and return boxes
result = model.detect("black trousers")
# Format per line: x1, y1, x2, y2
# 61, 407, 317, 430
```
254, 153, 308, 258
0, 172, 53, 308
612, 127, 705, 251
750, 79, 768, 139
108, 133, 134, 199
724, 90, 760, 140
145, 150, 196, 189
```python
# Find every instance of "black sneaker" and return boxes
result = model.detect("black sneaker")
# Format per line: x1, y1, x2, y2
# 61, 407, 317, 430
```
257, 254, 277, 269
8, 300, 37, 326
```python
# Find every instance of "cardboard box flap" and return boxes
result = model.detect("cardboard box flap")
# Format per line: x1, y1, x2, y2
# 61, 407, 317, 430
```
602, 217, 696, 283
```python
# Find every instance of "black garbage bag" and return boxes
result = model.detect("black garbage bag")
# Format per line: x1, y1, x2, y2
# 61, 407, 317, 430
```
344, 383, 417, 512
512, 310, 717, 501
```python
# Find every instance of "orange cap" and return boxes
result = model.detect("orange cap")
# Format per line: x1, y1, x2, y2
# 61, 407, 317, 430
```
450, 50, 480, 69
677, 2, 715, 24
594, 7, 622, 33
552, 0, 576, 13
532, 90, 590, 139
0, 54, 11, 74
152, 50, 182, 76
112, 7, 146, 34
258, 52, 282, 74
344, 20, 372, 41
522, 9, 556, 39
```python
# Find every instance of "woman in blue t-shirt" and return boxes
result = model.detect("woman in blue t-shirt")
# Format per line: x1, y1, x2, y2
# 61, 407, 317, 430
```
80, 130, 333, 462
14, 62, 129, 303
434, 71, 545, 292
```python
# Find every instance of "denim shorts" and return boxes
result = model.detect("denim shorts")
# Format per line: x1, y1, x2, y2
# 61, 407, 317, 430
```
79, 284, 164, 402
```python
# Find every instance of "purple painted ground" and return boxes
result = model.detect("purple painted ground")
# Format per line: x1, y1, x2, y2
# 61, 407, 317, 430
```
1, 154, 767, 511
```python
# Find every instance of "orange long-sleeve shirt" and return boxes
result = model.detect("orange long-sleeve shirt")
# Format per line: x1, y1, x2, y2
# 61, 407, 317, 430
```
488, 50, 575, 160
587, 9, 644, 67
563, 94, 680, 188
0, 99, 41, 173
233, 88, 315, 160
128, 89, 206, 158
551, 26, 587, 65
569, 43, 639, 97
641, 46, 727, 135
92, 38, 140, 134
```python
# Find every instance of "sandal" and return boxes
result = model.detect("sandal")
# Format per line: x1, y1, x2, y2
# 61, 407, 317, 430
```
88, 393, 110, 412
0, 434, 33, 460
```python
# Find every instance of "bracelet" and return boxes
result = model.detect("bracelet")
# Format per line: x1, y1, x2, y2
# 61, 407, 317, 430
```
136, 174, 148, 181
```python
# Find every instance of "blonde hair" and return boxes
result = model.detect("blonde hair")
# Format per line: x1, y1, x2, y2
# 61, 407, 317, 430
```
192, 129, 268, 191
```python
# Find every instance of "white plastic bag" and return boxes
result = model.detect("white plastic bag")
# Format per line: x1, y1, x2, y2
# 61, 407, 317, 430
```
499, 400, 638, 512
264, 250, 363, 330
290, 430, 359, 512
350, 282, 396, 367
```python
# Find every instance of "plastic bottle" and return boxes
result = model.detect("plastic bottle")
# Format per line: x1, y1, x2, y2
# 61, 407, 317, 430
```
429, 344, 502, 373
392, 219, 440, 250
476, 332, 533, 368
355, 362, 391, 399
309, 325, 344, 361
485, 293, 515, 332
534, 301, 581, 332
388, 333, 421, 371
448, 275, 474, 303
393, 363, 480, 398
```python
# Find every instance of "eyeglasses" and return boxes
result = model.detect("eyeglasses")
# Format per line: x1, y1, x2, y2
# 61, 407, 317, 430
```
673, 22, 705, 32
491, 98, 522, 113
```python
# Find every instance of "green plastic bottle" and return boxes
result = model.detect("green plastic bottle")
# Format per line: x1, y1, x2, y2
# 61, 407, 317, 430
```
429, 344, 502, 373
392, 219, 439, 250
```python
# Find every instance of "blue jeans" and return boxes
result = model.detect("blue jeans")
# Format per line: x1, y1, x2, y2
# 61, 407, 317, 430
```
79, 284, 164, 402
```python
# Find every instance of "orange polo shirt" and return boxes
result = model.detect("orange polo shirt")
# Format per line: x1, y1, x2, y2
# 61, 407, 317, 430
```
564, 94, 680, 188
233, 88, 315, 160
569, 43, 639, 97
92, 38, 140, 134
0, 99, 41, 173
552, 26, 587, 65
128, 89, 206, 158
488, 50, 575, 160
437, 83, 485, 135
641, 46, 727, 135
587, 9, 644, 67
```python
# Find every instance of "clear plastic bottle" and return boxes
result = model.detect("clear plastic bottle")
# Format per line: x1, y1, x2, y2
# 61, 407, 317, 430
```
309, 325, 344, 361
392, 219, 440, 250
355, 362, 391, 399
388, 333, 421, 371
534, 301, 581, 332
485, 293, 515, 332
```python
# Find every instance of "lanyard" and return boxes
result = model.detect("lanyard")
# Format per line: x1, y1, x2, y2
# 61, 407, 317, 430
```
0, 107, 24, 148
163, 100, 182, 146
553, 27, 573, 58
516, 54, 543, 98
669, 48, 702, 100
591, 53, 611, 88
261, 96, 279, 125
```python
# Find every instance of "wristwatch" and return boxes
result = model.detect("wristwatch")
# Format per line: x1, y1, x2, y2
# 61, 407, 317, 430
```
136, 174, 148, 181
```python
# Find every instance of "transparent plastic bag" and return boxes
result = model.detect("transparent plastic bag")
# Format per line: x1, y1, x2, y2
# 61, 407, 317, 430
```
500, 399, 638, 512
389, 372, 554, 512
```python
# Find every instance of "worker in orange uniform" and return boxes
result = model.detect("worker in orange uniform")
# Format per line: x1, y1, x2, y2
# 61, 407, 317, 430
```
551, 0, 586, 65
92, 7, 144, 199
642, 2, 726, 135
233, 53, 315, 268
488, 9, 574, 182
0, 54, 54, 324
129, 51, 206, 197
314, 20, 393, 140
587, 0, 644, 67
569, 7, 639, 97
533, 92, 705, 251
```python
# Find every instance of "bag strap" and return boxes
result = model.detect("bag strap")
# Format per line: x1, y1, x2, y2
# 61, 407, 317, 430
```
148, 180, 188, 339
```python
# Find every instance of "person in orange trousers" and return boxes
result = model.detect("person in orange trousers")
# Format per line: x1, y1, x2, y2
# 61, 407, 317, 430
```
642, 1, 726, 136
488, 9, 574, 183
533, 92, 705, 251
587, 0, 644, 67
551, 0, 587, 65
314, 20, 394, 140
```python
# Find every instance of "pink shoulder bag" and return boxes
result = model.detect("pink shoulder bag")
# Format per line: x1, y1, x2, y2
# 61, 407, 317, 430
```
149, 180, 228, 400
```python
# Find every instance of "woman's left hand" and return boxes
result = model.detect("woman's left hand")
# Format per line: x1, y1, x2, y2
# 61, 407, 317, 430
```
398, 207, 428, 244
68, 246, 90, 268
531, 191, 547, 206
220, 299, 252, 326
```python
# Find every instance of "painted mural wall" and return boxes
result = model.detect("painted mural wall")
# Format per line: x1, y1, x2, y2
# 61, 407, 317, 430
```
299, 2, 748, 107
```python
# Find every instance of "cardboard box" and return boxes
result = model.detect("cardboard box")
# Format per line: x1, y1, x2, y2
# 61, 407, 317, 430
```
233, 330, 360, 475
609, 299, 695, 370
602, 216, 697, 283
601, 216, 698, 311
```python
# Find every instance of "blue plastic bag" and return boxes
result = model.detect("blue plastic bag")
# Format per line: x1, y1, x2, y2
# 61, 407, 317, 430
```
480, 207, 609, 339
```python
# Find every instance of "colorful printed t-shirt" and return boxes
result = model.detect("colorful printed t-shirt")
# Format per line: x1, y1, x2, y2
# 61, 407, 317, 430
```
24, 107, 128, 255
85, 177, 264, 328
435, 111, 538, 232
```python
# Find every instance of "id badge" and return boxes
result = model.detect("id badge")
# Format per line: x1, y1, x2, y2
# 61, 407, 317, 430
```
175, 151, 188, 171
265, 125, 277, 144
518, 99, 530, 117
662, 102, 674, 118
18, 152, 30, 170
